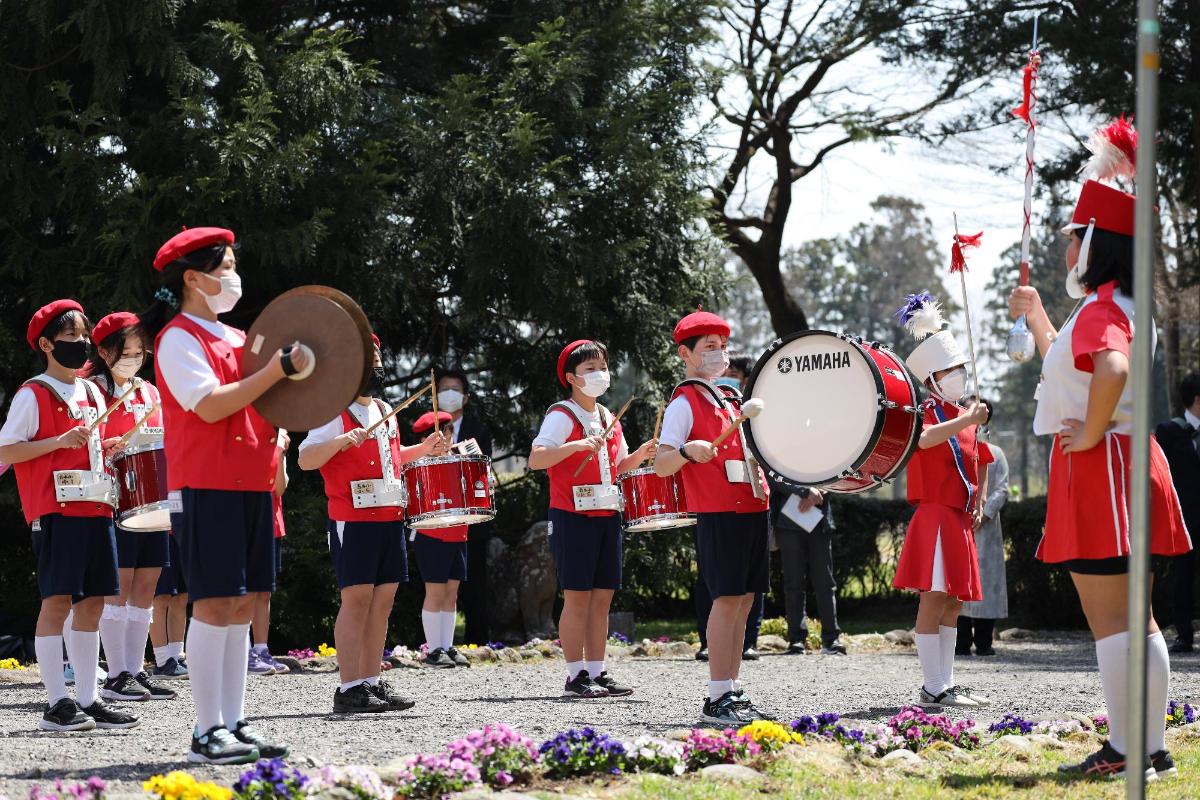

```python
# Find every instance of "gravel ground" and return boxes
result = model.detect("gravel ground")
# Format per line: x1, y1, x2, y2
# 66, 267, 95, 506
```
2, 634, 1199, 796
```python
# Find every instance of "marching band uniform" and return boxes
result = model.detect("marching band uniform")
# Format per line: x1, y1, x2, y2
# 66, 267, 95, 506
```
410, 411, 471, 669
0, 301, 137, 731
657, 310, 770, 725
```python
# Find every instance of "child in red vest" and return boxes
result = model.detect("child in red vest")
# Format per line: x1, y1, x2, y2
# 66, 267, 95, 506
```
0, 301, 139, 731
82, 312, 176, 704
892, 293, 992, 709
298, 333, 446, 713
143, 227, 304, 764
529, 340, 655, 699
410, 410, 471, 668
653, 310, 771, 725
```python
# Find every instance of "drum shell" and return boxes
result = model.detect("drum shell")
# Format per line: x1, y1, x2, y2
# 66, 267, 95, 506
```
111, 442, 172, 532
401, 454, 495, 529
617, 467, 696, 532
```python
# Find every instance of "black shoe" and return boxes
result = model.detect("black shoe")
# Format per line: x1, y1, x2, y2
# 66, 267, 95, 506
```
732, 688, 777, 721
134, 671, 177, 700
1058, 740, 1155, 781
741, 647, 760, 661
188, 725, 259, 764
39, 698, 96, 732
954, 647, 973, 656
232, 720, 288, 758
445, 647, 470, 667
820, 642, 848, 656
563, 670, 609, 699
786, 642, 806, 655
333, 683, 388, 714
100, 671, 150, 702
1150, 749, 1177, 779
79, 700, 140, 730
1168, 640, 1194, 654
371, 679, 416, 711
151, 657, 189, 680
695, 647, 708, 662
593, 671, 633, 697
974, 646, 996, 656
424, 648, 455, 669
700, 691, 753, 726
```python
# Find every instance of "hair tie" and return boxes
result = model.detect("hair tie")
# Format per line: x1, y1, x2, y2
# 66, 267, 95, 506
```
155, 286, 179, 310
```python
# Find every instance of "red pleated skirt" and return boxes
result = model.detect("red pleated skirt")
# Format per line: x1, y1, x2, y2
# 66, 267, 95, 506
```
893, 502, 982, 602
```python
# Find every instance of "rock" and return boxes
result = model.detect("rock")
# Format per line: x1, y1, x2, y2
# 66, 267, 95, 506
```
605, 644, 631, 660
629, 642, 659, 658
880, 749, 923, 769
496, 647, 522, 664
700, 764, 762, 782
518, 649, 543, 662
993, 735, 1035, 759
532, 641, 562, 658
1027, 734, 1066, 750
756, 634, 788, 652
883, 629, 915, 646
851, 633, 887, 649
918, 740, 972, 763
662, 641, 696, 658
305, 657, 340, 673
466, 646, 498, 663
487, 523, 558, 643
273, 655, 304, 673
998, 627, 1035, 641
392, 657, 422, 669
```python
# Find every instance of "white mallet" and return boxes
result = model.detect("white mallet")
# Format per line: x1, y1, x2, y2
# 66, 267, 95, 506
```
712, 398, 764, 447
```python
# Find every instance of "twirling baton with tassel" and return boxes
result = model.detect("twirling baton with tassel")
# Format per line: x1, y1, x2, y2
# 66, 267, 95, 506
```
950, 215, 983, 402
1006, 16, 1041, 363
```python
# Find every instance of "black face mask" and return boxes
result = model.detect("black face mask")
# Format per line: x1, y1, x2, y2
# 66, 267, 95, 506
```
366, 367, 386, 396
51, 339, 90, 370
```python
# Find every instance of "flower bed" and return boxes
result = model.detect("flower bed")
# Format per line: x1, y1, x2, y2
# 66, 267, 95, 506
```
0, 657, 26, 671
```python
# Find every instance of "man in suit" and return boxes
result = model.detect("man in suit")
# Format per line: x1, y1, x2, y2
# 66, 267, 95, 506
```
436, 369, 494, 646
770, 484, 844, 654
1158, 372, 1200, 653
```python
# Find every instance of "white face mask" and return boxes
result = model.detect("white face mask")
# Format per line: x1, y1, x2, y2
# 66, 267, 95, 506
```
111, 355, 143, 381
198, 271, 243, 314
575, 370, 610, 398
697, 349, 729, 379
437, 389, 465, 412
933, 368, 968, 402
1065, 265, 1086, 299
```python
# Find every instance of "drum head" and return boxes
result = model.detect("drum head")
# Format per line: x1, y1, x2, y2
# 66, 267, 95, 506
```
242, 286, 374, 431
744, 331, 884, 487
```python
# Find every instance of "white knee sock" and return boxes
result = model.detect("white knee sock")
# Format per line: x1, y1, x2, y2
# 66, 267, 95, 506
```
1096, 632, 1130, 755
36, 636, 69, 704
440, 611, 457, 650
221, 623, 251, 729
916, 633, 945, 695
99, 604, 127, 676
169, 641, 184, 660
939, 625, 957, 690
153, 645, 172, 667
62, 608, 74, 667
125, 606, 152, 676
708, 679, 733, 701
421, 610, 440, 650
566, 660, 585, 680
186, 619, 227, 733
73, 629, 100, 708
586, 660, 605, 677
1146, 631, 1170, 754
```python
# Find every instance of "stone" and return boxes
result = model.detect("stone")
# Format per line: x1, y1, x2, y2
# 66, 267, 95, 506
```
605, 644, 631, 660
609, 611, 635, 641
884, 629, 916, 645
852, 633, 888, 649
993, 735, 1035, 759
756, 634, 788, 652
273, 655, 304, 673
699, 764, 762, 782
533, 641, 562, 658
1027, 734, 1066, 750
518, 649, 543, 662
392, 656, 422, 669
487, 523, 558, 643
998, 627, 1035, 641
629, 642, 658, 658
662, 641, 696, 658
880, 749, 923, 769
918, 740, 973, 763
496, 647, 522, 664
467, 646, 498, 663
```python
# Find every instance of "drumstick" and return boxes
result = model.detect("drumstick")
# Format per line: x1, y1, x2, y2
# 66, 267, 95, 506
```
430, 368, 440, 438
88, 381, 140, 433
113, 402, 160, 451
642, 402, 665, 466
363, 382, 433, 437
711, 398, 764, 448
572, 395, 636, 477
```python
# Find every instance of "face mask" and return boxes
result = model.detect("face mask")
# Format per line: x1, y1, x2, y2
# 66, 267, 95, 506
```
366, 367, 386, 397
1065, 265, 1086, 299
51, 339, 90, 370
933, 368, 968, 402
714, 377, 741, 391
697, 349, 729, 379
111, 355, 143, 381
437, 389, 465, 412
198, 271, 243, 314
575, 370, 610, 398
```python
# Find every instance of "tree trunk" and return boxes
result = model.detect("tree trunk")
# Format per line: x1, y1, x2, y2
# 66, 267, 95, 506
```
729, 237, 809, 337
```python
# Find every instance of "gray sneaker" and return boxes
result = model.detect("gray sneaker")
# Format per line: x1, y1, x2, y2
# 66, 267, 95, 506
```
918, 686, 978, 708
953, 685, 992, 706
700, 691, 754, 725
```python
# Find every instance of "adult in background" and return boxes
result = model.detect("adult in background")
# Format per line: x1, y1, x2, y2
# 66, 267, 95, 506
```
770, 484, 844, 655
436, 369, 494, 646
1157, 372, 1200, 654
957, 400, 1009, 657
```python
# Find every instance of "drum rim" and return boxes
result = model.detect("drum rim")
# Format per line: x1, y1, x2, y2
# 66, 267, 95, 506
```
402, 454, 491, 470
622, 512, 697, 531
111, 440, 165, 459
407, 507, 496, 528
117, 500, 173, 531
744, 330, 888, 491
618, 466, 661, 480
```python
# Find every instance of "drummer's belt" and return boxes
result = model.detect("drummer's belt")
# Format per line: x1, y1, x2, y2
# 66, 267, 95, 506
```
350, 478, 408, 509
573, 483, 622, 512
54, 470, 117, 507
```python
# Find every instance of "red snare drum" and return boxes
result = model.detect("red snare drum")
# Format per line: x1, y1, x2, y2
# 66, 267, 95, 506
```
617, 468, 695, 532
401, 454, 495, 530
111, 441, 172, 531
744, 330, 924, 494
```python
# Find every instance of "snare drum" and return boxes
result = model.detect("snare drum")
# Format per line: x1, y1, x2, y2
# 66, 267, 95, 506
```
111, 441, 172, 531
617, 468, 695, 532
744, 330, 924, 494
401, 454, 496, 530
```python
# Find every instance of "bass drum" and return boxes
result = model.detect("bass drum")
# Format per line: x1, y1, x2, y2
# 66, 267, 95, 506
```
744, 330, 924, 494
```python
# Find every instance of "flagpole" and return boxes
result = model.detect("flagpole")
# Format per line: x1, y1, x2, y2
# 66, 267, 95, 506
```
1006, 17, 1040, 363
951, 214, 981, 401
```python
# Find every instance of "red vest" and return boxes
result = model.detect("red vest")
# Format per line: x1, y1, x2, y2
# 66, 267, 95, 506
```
154, 315, 281, 492
318, 402, 406, 522
906, 399, 993, 513
272, 493, 286, 538
545, 402, 623, 517
672, 381, 769, 514
99, 379, 163, 439
13, 380, 113, 525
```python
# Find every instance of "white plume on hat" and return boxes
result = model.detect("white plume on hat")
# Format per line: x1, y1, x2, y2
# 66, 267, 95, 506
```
895, 292, 968, 384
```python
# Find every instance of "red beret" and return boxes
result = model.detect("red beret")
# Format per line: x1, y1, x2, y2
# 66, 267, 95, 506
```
557, 339, 593, 387
27, 299, 84, 351
153, 227, 235, 271
673, 308, 730, 345
413, 411, 453, 434
371, 333, 381, 350
92, 312, 140, 347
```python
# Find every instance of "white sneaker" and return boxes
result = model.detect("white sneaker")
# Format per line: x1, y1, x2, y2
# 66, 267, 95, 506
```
918, 686, 978, 708
953, 685, 992, 706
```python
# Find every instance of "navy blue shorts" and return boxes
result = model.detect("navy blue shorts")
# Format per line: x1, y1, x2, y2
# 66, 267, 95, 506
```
154, 534, 187, 597
170, 489, 275, 602
116, 528, 170, 570
412, 534, 468, 583
695, 511, 770, 598
31, 514, 119, 601
547, 508, 622, 592
327, 520, 407, 589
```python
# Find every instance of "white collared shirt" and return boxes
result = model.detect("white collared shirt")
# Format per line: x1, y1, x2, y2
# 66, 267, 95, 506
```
157, 313, 245, 412
659, 378, 725, 451
0, 374, 89, 446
